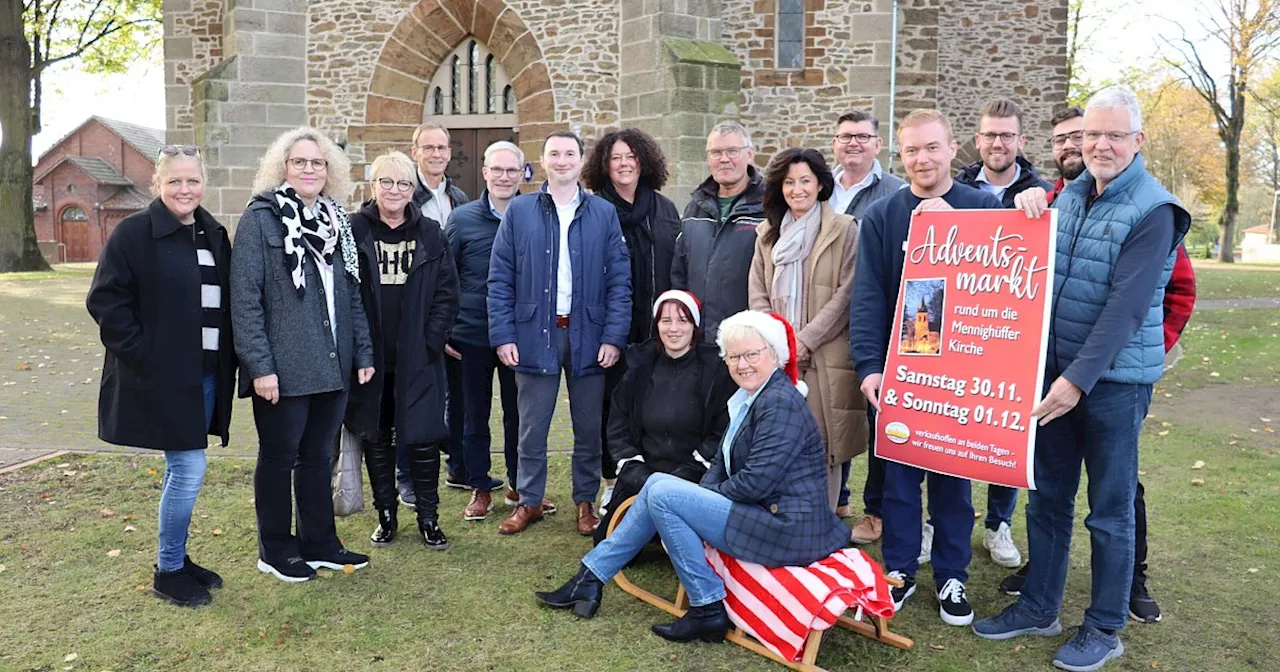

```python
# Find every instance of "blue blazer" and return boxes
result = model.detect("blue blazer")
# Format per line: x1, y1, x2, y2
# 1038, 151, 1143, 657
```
486, 184, 631, 377
701, 369, 849, 567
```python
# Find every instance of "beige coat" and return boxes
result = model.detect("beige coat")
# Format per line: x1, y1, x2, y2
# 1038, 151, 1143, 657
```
748, 201, 868, 470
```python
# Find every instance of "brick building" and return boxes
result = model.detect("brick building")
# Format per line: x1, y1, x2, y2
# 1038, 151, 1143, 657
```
163, 0, 1068, 229
33, 116, 164, 262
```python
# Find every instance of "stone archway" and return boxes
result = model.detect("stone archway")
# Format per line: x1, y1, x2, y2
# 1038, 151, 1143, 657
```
349, 0, 555, 182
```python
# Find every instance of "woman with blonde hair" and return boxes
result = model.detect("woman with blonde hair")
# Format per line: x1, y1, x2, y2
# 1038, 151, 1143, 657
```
748, 148, 865, 511
88, 145, 236, 606
344, 151, 459, 550
231, 127, 375, 582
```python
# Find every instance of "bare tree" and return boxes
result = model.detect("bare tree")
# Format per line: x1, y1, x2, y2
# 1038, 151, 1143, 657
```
1163, 0, 1280, 262
0, 0, 158, 273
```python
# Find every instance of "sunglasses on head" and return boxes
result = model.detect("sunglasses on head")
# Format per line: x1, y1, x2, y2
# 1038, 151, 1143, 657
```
159, 145, 200, 157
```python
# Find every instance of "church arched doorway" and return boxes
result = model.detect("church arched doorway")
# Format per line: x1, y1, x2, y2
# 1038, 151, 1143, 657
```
425, 39, 519, 198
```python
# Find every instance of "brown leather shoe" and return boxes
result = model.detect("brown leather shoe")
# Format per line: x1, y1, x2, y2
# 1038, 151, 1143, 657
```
498, 504, 544, 535
464, 489, 493, 521
850, 514, 883, 544
576, 502, 599, 536
505, 489, 557, 514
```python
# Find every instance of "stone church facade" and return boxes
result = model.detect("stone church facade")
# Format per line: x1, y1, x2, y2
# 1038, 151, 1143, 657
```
163, 0, 1068, 227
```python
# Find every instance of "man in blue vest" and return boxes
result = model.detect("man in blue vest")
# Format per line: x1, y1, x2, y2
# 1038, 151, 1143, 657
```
972, 87, 1190, 672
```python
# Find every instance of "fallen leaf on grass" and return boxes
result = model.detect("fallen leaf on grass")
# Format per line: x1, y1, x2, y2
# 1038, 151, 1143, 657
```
62, 470, 77, 477
123, 525, 136, 533
1138, 470, 1147, 476
100, 508, 115, 518
1160, 421, 1171, 428
1229, 440, 1240, 446
1192, 461, 1205, 470
16, 362, 30, 371
1157, 430, 1170, 437
1209, 372, 1220, 377
122, 514, 133, 521
56, 462, 70, 468
0, 564, 6, 573
63, 653, 78, 662
106, 549, 121, 558
135, 584, 147, 591
1248, 568, 1259, 573
212, 529, 223, 536
146, 468, 158, 476
1191, 478, 1205, 486
1261, 417, 1272, 423
316, 569, 333, 578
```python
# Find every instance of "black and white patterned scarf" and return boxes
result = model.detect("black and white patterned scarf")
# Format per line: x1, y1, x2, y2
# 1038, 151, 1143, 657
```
274, 184, 360, 295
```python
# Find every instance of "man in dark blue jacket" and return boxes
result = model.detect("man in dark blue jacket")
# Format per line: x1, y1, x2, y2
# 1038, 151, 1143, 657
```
849, 109, 1001, 628
445, 140, 532, 522
488, 130, 632, 536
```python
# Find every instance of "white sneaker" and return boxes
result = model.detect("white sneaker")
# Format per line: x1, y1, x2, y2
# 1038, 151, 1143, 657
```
983, 522, 1023, 568
918, 522, 934, 566
598, 484, 616, 517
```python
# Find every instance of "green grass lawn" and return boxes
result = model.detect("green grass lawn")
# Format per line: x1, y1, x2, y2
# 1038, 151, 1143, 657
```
1191, 263, 1280, 300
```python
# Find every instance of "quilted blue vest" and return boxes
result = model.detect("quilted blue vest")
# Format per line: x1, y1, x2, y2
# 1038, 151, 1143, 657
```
1050, 153, 1190, 384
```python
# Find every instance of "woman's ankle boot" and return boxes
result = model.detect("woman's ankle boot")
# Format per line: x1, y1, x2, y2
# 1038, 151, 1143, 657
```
370, 507, 397, 546
651, 600, 729, 643
534, 564, 603, 618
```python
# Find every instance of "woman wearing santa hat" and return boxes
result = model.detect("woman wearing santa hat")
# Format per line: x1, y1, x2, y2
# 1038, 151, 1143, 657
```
534, 310, 849, 645
592, 290, 737, 543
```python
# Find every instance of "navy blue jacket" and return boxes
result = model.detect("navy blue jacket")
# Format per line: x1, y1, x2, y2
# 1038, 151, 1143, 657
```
849, 183, 1001, 379
954, 156, 1052, 209
701, 369, 849, 567
487, 184, 632, 377
445, 190, 503, 348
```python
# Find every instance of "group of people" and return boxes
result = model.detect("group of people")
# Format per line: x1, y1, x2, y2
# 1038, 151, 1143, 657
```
87, 83, 1191, 672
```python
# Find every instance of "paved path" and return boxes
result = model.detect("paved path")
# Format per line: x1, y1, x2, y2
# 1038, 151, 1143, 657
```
1196, 297, 1280, 311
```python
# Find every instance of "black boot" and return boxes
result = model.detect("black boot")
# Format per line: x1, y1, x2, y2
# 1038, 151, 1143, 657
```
406, 442, 443, 523
534, 564, 603, 618
153, 566, 211, 607
363, 434, 400, 510
651, 600, 729, 643
183, 555, 223, 589
370, 507, 397, 546
418, 517, 449, 551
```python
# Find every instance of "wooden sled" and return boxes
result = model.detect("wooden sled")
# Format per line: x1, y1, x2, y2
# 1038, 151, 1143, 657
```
605, 495, 913, 672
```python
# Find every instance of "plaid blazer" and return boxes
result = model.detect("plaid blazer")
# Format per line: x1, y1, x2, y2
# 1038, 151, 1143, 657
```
701, 369, 849, 567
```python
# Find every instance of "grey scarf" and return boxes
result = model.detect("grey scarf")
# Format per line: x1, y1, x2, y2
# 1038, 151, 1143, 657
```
770, 205, 820, 328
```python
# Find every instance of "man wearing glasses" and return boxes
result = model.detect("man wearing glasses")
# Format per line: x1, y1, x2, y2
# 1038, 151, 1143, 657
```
411, 122, 474, 495
954, 98, 1051, 209
443, 142, 535, 522
952, 98, 1052, 574
671, 122, 765, 342
973, 87, 1190, 672
830, 110, 906, 221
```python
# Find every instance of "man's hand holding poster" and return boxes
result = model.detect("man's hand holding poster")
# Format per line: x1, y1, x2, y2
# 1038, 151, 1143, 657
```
874, 209, 1057, 489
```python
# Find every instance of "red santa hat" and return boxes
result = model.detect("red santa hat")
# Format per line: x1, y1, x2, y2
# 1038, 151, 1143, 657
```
768, 312, 802, 387
652, 289, 702, 327
716, 309, 808, 397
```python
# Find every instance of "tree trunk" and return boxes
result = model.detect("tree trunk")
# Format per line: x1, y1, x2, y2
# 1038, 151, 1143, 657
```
0, 5, 49, 272
1218, 130, 1241, 263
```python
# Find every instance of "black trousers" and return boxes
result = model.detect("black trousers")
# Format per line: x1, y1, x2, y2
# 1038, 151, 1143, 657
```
252, 389, 348, 561
362, 371, 441, 522
1133, 480, 1150, 586
598, 359, 627, 481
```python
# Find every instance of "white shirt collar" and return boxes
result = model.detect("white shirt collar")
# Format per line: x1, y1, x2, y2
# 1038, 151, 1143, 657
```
976, 161, 1021, 187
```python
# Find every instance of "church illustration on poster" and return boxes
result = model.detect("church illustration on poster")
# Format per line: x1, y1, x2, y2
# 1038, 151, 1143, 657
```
897, 278, 946, 356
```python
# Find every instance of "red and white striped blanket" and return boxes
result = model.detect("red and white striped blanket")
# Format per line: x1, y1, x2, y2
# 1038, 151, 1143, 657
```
704, 546, 896, 662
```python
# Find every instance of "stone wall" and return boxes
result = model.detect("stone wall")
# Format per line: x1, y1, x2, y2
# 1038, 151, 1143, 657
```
163, 0, 225, 144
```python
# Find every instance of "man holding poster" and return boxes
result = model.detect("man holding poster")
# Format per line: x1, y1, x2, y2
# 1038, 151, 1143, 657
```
849, 109, 1001, 627
972, 88, 1190, 672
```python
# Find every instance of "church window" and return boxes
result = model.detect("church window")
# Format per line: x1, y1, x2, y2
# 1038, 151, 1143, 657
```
776, 0, 805, 70
503, 85, 514, 114
467, 40, 479, 114
450, 55, 461, 115
424, 39, 518, 124
485, 54, 496, 113
432, 87, 444, 115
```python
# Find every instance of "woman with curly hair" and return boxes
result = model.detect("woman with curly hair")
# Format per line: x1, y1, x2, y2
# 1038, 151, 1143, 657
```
231, 127, 375, 582
748, 148, 866, 511
582, 127, 681, 512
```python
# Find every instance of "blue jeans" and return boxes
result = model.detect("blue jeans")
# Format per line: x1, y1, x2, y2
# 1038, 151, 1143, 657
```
583, 473, 732, 606
1019, 380, 1150, 632
882, 461, 972, 584
986, 485, 1018, 531
156, 372, 216, 571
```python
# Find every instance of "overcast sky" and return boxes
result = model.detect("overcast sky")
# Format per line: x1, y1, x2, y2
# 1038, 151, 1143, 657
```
29, 0, 1223, 157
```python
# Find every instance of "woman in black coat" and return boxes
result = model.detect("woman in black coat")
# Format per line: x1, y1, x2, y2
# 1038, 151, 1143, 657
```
582, 128, 681, 503
87, 145, 235, 608
345, 150, 460, 550
593, 290, 735, 544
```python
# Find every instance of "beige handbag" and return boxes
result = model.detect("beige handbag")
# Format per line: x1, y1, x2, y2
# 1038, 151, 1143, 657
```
331, 425, 365, 516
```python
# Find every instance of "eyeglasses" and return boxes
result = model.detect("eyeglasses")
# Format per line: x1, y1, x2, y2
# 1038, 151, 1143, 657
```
723, 347, 766, 366
978, 132, 1019, 145
376, 178, 414, 192
416, 144, 451, 155
706, 146, 749, 160
1083, 130, 1140, 144
1051, 130, 1084, 148
159, 145, 199, 157
288, 157, 328, 171
485, 166, 522, 178
835, 133, 875, 145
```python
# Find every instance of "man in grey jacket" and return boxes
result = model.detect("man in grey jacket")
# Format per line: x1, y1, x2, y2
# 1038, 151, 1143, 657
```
831, 110, 906, 221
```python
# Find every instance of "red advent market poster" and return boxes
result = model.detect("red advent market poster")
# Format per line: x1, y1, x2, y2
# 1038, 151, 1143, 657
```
874, 209, 1057, 489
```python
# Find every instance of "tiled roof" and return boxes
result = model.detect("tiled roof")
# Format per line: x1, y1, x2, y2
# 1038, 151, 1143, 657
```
1244, 225, 1271, 234
101, 187, 152, 210
94, 116, 167, 160
65, 156, 134, 186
